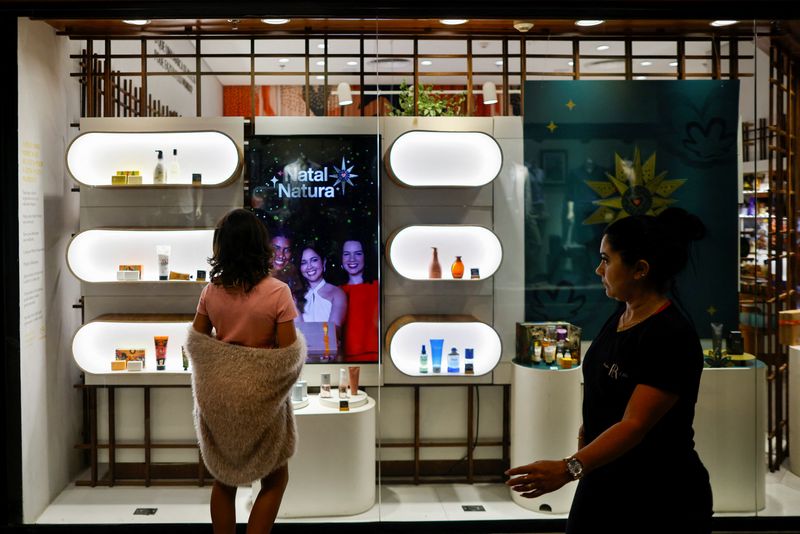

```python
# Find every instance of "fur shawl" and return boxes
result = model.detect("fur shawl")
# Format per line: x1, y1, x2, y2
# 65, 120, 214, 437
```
186, 327, 306, 486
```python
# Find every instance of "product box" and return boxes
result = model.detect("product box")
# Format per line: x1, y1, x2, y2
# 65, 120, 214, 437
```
111, 360, 127, 371
516, 322, 582, 366
779, 310, 800, 346
115, 348, 146, 367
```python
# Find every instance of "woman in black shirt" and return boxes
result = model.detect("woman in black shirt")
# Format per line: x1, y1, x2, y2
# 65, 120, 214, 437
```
506, 207, 712, 533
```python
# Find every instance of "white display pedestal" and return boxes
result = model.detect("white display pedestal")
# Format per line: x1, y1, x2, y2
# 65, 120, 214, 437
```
789, 347, 800, 477
694, 361, 766, 512
510, 361, 582, 514
254, 394, 377, 518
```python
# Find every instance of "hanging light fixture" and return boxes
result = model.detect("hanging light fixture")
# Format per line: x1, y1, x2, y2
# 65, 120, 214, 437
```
337, 82, 353, 106
482, 81, 498, 105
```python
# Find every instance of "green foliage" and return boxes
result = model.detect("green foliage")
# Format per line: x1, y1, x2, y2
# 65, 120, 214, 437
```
389, 81, 466, 117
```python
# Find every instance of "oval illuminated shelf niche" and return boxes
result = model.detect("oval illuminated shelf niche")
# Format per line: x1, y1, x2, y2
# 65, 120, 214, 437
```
386, 315, 502, 377
386, 130, 502, 187
67, 228, 213, 283
66, 130, 242, 187
72, 314, 194, 375
386, 225, 502, 280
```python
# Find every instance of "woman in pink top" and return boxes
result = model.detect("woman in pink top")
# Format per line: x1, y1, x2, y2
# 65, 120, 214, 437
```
192, 208, 298, 534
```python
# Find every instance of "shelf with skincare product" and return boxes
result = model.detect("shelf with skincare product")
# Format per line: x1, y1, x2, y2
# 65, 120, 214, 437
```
385, 315, 502, 377
385, 130, 502, 187
71, 314, 194, 382
386, 225, 503, 281
66, 130, 242, 187
318, 390, 369, 409
67, 228, 213, 283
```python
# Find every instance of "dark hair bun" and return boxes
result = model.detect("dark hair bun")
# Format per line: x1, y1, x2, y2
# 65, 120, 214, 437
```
657, 207, 706, 244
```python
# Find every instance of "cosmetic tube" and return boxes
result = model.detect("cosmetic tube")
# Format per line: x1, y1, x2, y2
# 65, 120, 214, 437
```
348, 367, 360, 396
430, 339, 444, 373
156, 245, 171, 280
320, 373, 332, 398
339, 368, 349, 398
154, 335, 169, 370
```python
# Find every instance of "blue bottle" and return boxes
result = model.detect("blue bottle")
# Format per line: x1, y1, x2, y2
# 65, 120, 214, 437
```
447, 347, 460, 373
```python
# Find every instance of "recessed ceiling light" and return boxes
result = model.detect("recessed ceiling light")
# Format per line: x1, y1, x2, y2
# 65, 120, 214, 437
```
635, 76, 648, 80
568, 61, 574, 66
278, 58, 290, 64
596, 45, 610, 51
315, 75, 325, 80
495, 60, 504, 66
261, 19, 290, 25
640, 61, 653, 66
669, 61, 679, 67
575, 20, 604, 27
317, 43, 326, 50
421, 60, 433, 66
440, 19, 468, 25
316, 60, 325, 66
346, 61, 358, 66
710, 20, 738, 27
122, 20, 150, 26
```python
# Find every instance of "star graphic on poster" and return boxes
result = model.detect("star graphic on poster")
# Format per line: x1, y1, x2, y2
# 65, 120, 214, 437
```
270, 176, 278, 187
546, 121, 558, 133
583, 146, 686, 225
332, 156, 358, 193
566, 99, 576, 110
707, 305, 717, 316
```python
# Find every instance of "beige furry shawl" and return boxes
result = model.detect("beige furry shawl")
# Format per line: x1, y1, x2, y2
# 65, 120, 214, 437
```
186, 327, 306, 486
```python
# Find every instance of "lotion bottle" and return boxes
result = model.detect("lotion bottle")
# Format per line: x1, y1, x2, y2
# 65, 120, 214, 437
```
153, 150, 166, 184
168, 148, 180, 182
419, 344, 428, 374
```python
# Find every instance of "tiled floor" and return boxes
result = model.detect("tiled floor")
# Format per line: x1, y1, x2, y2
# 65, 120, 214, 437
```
36, 466, 800, 526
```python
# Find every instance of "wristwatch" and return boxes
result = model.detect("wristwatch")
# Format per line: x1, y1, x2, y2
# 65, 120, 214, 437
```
563, 456, 584, 480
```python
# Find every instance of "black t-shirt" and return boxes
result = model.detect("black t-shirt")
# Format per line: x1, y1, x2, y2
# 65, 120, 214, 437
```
567, 302, 712, 533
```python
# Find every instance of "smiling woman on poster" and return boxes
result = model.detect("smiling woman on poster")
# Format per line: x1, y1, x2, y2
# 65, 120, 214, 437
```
296, 243, 347, 328
340, 237, 379, 362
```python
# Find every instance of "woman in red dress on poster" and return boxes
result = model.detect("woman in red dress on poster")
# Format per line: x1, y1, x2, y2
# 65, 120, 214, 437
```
340, 238, 379, 362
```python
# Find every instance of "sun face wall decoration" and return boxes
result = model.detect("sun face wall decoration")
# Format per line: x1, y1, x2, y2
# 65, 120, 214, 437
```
583, 146, 686, 225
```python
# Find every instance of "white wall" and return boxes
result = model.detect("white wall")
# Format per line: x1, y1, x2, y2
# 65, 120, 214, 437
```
18, 18, 83, 523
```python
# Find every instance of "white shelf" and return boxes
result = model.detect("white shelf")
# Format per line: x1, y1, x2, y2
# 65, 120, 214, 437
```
386, 315, 502, 377
72, 315, 193, 376
386, 225, 502, 281
386, 130, 502, 187
67, 130, 241, 187
67, 228, 213, 283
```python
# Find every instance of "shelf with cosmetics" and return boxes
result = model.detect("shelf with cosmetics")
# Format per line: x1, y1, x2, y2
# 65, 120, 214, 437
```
66, 228, 213, 284
385, 130, 503, 188
385, 315, 502, 377
71, 314, 194, 383
386, 225, 503, 281
67, 130, 242, 188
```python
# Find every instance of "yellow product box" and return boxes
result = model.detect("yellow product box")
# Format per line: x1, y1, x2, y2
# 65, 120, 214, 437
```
119, 264, 143, 274
126, 175, 142, 185
111, 360, 127, 371
111, 174, 127, 185
169, 271, 191, 280
779, 309, 800, 346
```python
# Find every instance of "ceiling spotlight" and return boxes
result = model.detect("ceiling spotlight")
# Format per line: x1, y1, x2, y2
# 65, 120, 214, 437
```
346, 61, 358, 66
597, 45, 610, 51
640, 61, 653, 66
440, 19, 468, 25
315, 75, 325, 80
261, 19, 290, 25
710, 20, 738, 27
635, 76, 647, 80
513, 21, 534, 33
316, 60, 325, 66
317, 43, 326, 50
337, 82, 353, 106
568, 61, 574, 66
669, 61, 679, 67
421, 60, 433, 66
122, 20, 150, 26
278, 58, 290, 64
495, 60, 504, 66
482, 81, 498, 105
575, 20, 605, 27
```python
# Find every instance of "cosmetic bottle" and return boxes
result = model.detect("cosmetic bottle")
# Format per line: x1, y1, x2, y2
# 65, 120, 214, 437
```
168, 148, 180, 182
320, 372, 332, 398
464, 348, 474, 375
339, 368, 349, 398
447, 347, 460, 373
532, 339, 542, 364
419, 344, 429, 374
429, 247, 442, 279
153, 150, 165, 184
451, 256, 464, 279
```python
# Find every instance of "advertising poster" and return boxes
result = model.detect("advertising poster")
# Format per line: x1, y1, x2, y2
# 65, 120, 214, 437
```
523, 80, 740, 338
245, 135, 380, 363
